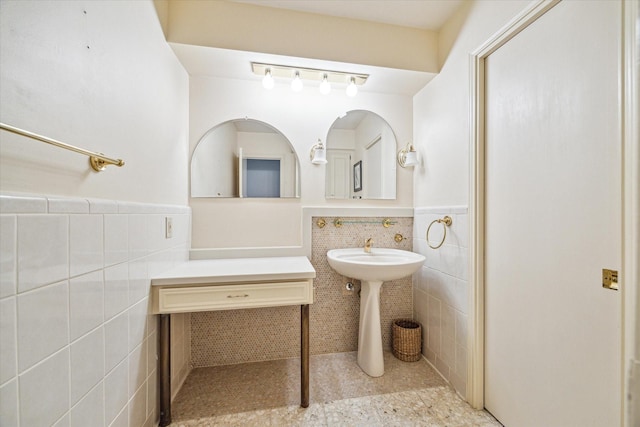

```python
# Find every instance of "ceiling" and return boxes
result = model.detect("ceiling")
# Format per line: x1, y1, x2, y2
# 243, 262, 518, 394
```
231, 0, 465, 30
170, 1, 466, 95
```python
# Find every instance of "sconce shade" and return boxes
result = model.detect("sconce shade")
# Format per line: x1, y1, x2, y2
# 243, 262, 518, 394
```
397, 142, 418, 168
310, 139, 328, 164
404, 150, 418, 167
312, 148, 327, 164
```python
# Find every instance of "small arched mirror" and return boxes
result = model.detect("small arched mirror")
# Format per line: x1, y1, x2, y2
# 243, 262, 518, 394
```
191, 119, 300, 198
325, 110, 397, 200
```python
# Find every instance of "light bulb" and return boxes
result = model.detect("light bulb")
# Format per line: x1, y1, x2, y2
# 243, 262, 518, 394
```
346, 77, 358, 97
319, 74, 331, 95
291, 72, 303, 92
262, 69, 274, 90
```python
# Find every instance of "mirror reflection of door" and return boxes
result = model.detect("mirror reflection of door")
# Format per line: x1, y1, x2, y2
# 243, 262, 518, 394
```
364, 136, 382, 199
326, 151, 352, 199
325, 110, 397, 200
243, 158, 281, 198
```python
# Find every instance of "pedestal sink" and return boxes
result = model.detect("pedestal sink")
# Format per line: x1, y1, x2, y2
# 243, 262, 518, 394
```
326, 248, 425, 377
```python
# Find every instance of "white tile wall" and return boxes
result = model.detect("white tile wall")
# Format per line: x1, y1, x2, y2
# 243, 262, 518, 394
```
19, 348, 70, 427
0, 215, 16, 297
70, 327, 104, 405
105, 311, 129, 374
413, 206, 469, 397
0, 379, 18, 426
17, 215, 69, 292
70, 214, 104, 277
70, 382, 104, 427
53, 414, 70, 427
0, 297, 16, 384
129, 342, 147, 399
104, 263, 129, 321
104, 215, 129, 267
0, 193, 191, 427
105, 360, 128, 426
69, 271, 104, 341
17, 281, 69, 372
110, 407, 128, 427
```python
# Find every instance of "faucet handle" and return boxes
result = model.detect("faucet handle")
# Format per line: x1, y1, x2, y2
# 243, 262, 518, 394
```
364, 237, 373, 253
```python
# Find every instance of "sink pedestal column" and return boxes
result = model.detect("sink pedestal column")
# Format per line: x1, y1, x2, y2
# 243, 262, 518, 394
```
357, 280, 384, 377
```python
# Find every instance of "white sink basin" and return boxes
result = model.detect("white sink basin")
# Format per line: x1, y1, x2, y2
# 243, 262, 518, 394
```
327, 248, 425, 282
326, 247, 425, 377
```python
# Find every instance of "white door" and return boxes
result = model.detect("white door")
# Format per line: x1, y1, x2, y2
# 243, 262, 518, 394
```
364, 137, 382, 199
326, 150, 351, 199
484, 1, 621, 426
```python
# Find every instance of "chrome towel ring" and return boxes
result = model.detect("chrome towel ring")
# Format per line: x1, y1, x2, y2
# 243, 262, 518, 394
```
426, 216, 453, 249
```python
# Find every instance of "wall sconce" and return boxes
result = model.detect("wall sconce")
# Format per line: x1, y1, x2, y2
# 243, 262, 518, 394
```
252, 62, 368, 97
397, 142, 418, 168
310, 139, 328, 164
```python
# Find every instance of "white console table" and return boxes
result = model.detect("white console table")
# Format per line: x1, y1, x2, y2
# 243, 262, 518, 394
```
151, 257, 316, 427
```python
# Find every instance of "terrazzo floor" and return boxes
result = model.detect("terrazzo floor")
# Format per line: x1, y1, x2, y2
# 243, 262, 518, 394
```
169, 351, 501, 426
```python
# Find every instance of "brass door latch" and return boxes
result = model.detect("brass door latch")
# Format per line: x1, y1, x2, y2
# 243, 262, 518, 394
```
602, 269, 618, 291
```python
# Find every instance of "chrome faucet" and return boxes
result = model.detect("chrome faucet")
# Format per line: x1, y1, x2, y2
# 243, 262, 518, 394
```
364, 238, 373, 253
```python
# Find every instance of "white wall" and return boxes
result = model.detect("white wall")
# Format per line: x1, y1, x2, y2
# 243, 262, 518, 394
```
413, 0, 533, 206
412, 0, 533, 398
0, 0, 189, 206
0, 1, 192, 426
414, 207, 469, 395
189, 75, 414, 249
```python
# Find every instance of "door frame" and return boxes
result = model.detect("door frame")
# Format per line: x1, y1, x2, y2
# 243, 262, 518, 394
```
467, 2, 639, 426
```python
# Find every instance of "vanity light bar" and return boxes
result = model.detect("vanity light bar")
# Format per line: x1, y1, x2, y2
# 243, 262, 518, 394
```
251, 62, 369, 86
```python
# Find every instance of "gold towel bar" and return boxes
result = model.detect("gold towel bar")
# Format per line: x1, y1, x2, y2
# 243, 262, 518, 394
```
333, 218, 396, 228
0, 122, 125, 172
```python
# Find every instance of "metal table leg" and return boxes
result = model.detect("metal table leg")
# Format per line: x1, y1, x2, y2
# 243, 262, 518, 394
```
159, 314, 171, 427
301, 304, 309, 408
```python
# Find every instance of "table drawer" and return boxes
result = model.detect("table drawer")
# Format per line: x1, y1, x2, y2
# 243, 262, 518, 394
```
154, 280, 313, 314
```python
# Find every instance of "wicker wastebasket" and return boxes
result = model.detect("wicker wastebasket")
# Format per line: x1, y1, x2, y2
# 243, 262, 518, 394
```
392, 319, 422, 362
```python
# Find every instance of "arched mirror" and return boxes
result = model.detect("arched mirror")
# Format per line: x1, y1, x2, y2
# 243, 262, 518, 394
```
325, 110, 397, 200
191, 119, 300, 198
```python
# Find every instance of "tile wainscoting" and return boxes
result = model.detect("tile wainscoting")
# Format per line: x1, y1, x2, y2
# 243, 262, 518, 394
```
0, 193, 191, 427
190, 216, 414, 367
413, 206, 469, 397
